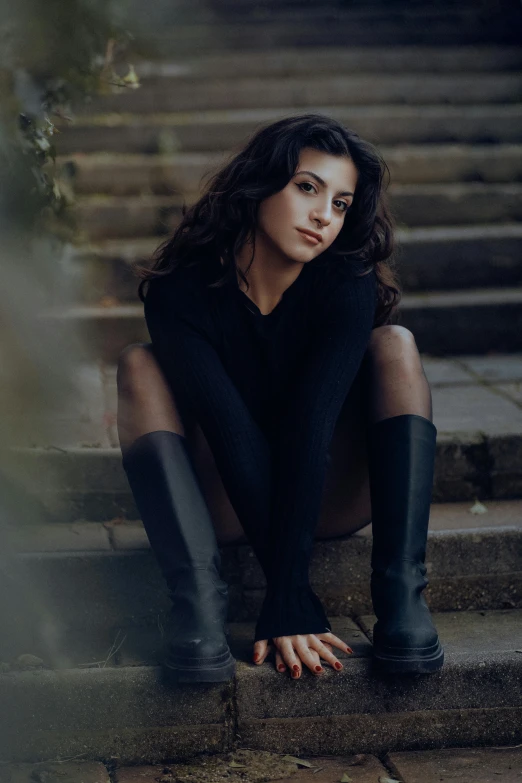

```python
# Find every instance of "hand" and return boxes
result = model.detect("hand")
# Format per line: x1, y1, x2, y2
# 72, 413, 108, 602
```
252, 631, 353, 677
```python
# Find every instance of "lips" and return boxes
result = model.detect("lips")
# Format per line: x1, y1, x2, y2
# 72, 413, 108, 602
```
296, 228, 322, 243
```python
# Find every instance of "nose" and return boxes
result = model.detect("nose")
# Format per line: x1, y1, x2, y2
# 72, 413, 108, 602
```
311, 200, 332, 226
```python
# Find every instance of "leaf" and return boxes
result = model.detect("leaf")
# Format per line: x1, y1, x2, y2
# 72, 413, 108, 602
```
341, 774, 353, 782
379, 777, 400, 783
122, 64, 140, 89
229, 761, 246, 768
282, 755, 313, 768
470, 498, 488, 515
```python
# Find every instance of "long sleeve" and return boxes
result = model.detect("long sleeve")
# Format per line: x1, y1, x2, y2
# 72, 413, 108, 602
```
143, 272, 274, 569
254, 265, 378, 641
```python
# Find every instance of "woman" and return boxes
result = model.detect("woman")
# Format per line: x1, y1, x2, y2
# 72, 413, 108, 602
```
117, 113, 444, 683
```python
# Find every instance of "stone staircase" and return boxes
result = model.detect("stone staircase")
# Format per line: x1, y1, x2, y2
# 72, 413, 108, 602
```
2, 0, 522, 769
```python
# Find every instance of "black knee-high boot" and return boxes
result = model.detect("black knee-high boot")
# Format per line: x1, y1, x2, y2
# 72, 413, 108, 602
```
121, 429, 236, 683
367, 413, 444, 674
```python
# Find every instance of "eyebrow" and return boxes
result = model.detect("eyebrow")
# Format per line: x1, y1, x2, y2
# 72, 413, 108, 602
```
296, 170, 354, 198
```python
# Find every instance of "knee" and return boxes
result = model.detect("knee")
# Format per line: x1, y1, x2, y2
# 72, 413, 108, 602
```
117, 342, 156, 391
367, 325, 420, 371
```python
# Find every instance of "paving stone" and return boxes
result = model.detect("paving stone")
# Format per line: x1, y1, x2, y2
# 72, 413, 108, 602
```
497, 381, 522, 405
114, 752, 388, 782
421, 357, 475, 386
357, 608, 522, 654
0, 762, 109, 783
459, 354, 522, 383
432, 384, 522, 436
388, 745, 522, 782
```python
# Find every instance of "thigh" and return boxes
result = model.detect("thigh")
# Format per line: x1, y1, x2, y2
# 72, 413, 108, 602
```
316, 354, 372, 539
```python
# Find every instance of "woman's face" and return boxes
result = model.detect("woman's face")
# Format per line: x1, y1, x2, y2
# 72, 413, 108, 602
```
255, 147, 358, 264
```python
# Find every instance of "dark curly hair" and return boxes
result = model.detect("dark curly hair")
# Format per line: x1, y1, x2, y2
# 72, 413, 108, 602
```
136, 113, 401, 326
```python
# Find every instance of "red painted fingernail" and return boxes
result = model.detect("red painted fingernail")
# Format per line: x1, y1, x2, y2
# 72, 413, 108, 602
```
253, 653, 260, 662
277, 664, 285, 672
292, 665, 299, 673
346, 647, 354, 654
334, 662, 343, 670
315, 665, 323, 673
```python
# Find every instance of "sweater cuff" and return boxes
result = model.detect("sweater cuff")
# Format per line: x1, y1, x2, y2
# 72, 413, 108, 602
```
254, 583, 332, 642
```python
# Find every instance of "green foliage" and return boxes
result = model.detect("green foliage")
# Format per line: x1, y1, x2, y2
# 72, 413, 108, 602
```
0, 0, 139, 238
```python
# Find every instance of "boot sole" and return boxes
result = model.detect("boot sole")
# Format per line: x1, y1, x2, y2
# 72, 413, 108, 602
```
372, 638, 444, 675
161, 649, 236, 683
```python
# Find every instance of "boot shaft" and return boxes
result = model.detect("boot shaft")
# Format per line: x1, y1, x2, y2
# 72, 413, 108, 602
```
367, 413, 437, 571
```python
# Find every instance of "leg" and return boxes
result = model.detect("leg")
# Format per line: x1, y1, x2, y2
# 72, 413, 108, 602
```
315, 324, 434, 540
116, 341, 249, 547
362, 325, 443, 674
117, 342, 187, 454
117, 342, 237, 682
365, 324, 433, 425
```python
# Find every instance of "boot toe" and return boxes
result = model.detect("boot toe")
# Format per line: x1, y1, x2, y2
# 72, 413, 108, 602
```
162, 634, 236, 682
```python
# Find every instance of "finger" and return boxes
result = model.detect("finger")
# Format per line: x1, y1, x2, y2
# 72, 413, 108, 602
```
252, 639, 270, 665
317, 631, 354, 655
274, 637, 302, 679
308, 636, 344, 671
294, 636, 326, 676
275, 649, 287, 674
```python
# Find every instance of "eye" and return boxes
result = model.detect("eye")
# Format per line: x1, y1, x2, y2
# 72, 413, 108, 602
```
297, 182, 350, 212
297, 181, 316, 194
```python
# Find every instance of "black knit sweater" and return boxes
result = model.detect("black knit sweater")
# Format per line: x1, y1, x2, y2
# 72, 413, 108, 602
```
144, 252, 378, 641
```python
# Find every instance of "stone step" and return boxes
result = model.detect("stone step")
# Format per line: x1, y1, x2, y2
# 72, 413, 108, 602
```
6, 748, 522, 783
130, 45, 522, 79
55, 105, 522, 154
0, 608, 520, 763
2, 501, 521, 634
140, 10, 522, 53
68, 224, 522, 303
8, 350, 521, 498
59, 145, 522, 196
5, 747, 522, 783
136, 0, 506, 12
134, 3, 497, 26
6, 349, 522, 519
71, 185, 522, 240
76, 73, 522, 115
39, 285, 522, 361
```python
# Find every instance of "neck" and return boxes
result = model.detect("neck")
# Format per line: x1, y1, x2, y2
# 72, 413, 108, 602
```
234, 233, 304, 316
